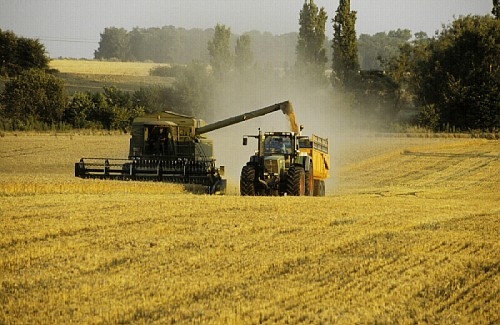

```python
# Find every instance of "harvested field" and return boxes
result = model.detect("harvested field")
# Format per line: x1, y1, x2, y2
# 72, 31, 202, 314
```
0, 134, 498, 324
47, 60, 175, 94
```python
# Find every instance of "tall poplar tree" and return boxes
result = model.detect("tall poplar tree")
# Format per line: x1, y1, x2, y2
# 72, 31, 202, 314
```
493, 0, 500, 19
235, 34, 254, 73
296, 0, 328, 84
207, 24, 232, 80
331, 0, 359, 88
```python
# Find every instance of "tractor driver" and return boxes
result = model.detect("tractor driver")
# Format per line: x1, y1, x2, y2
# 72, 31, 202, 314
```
265, 136, 289, 154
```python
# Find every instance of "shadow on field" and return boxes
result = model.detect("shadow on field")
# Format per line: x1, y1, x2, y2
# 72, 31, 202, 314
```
402, 150, 500, 158
182, 184, 226, 195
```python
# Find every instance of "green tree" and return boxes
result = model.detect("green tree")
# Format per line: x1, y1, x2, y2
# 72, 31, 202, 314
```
132, 86, 175, 114
493, 0, 499, 19
171, 61, 214, 116
409, 15, 499, 130
331, 0, 359, 88
64, 87, 145, 130
94, 27, 130, 61
207, 24, 232, 79
0, 30, 49, 76
296, 0, 328, 84
16, 37, 50, 71
102, 86, 144, 130
235, 34, 254, 73
1, 69, 66, 125
358, 29, 412, 70
64, 92, 95, 128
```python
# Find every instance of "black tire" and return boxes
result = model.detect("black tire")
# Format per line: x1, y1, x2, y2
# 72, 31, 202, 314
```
313, 180, 319, 196
305, 168, 313, 196
318, 180, 326, 196
286, 165, 306, 196
313, 179, 326, 196
240, 165, 256, 196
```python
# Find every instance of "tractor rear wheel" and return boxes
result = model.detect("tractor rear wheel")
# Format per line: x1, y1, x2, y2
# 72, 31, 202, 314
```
286, 165, 306, 196
240, 165, 256, 196
305, 167, 313, 196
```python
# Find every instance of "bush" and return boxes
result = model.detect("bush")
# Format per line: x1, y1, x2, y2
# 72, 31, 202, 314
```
1, 69, 66, 126
149, 65, 186, 78
418, 104, 440, 131
64, 88, 144, 131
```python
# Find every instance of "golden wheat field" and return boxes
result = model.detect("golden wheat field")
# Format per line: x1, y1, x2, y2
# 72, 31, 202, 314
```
50, 60, 170, 77
0, 133, 498, 324
47, 60, 175, 94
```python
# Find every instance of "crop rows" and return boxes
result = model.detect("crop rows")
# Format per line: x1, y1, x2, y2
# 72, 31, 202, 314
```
0, 134, 498, 323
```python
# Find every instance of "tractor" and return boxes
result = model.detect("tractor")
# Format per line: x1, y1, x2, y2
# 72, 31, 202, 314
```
240, 129, 330, 196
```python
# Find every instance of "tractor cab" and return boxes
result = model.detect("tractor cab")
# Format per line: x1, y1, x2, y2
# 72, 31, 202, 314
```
264, 135, 293, 155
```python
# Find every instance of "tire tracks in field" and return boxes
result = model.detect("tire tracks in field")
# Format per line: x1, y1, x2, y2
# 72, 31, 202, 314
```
241, 219, 499, 323
416, 261, 499, 323
344, 145, 499, 192
242, 231, 427, 320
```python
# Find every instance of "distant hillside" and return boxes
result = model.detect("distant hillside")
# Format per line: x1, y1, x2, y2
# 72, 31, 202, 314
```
49, 60, 174, 95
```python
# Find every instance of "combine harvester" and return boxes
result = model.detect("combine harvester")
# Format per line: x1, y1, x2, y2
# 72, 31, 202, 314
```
75, 101, 293, 194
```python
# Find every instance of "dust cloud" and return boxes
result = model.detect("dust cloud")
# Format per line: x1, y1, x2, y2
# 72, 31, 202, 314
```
203, 72, 377, 194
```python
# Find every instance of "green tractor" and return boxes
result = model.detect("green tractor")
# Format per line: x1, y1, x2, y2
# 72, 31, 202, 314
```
240, 129, 330, 196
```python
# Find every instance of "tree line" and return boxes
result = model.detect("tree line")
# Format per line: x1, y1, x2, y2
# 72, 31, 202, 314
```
93, 24, 411, 72
1, 0, 499, 132
94, 26, 299, 69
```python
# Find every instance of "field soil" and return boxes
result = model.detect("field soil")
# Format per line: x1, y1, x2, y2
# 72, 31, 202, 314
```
0, 133, 498, 324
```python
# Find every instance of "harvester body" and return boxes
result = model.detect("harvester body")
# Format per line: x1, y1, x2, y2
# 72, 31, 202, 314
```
240, 130, 330, 196
75, 101, 291, 194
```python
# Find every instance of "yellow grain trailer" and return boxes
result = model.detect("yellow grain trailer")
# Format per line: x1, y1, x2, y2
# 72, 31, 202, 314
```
299, 134, 330, 196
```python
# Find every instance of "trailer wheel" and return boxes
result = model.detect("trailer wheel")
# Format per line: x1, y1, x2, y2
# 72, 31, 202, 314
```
240, 165, 256, 196
313, 180, 326, 196
286, 166, 305, 196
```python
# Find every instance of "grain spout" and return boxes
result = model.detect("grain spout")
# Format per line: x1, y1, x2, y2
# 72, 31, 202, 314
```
281, 101, 299, 133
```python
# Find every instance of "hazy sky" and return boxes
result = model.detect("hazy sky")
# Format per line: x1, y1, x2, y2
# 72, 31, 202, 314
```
0, 0, 494, 59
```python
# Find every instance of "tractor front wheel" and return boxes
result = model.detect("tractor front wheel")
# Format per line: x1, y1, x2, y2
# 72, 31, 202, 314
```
240, 165, 256, 196
286, 166, 306, 196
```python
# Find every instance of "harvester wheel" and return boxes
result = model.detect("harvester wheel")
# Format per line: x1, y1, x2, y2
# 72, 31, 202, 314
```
240, 165, 256, 196
286, 165, 305, 196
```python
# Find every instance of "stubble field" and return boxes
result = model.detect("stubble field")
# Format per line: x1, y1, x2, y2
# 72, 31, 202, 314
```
47, 60, 174, 94
0, 133, 498, 324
